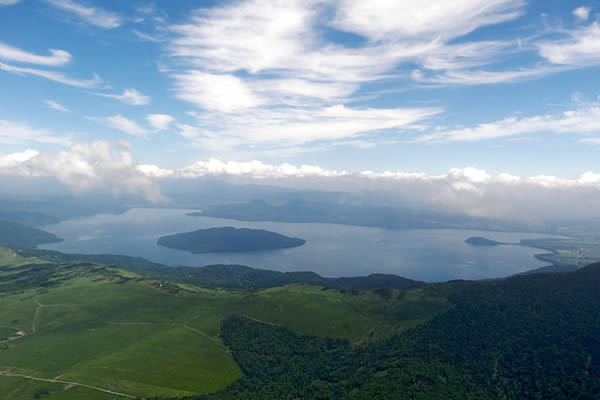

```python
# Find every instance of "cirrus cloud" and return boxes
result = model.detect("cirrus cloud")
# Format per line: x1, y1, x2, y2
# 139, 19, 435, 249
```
0, 42, 71, 66
91, 88, 151, 106
45, 0, 123, 29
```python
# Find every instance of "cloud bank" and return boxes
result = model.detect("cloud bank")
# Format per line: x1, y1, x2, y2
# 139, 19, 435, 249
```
0, 141, 163, 202
3, 142, 600, 220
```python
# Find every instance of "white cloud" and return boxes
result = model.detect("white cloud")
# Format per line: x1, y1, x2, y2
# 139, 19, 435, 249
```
0, 150, 39, 168
0, 141, 164, 202
0, 42, 71, 66
416, 105, 600, 142
132, 159, 600, 220
180, 104, 441, 154
45, 0, 122, 29
163, 0, 548, 154
330, 0, 525, 41
580, 137, 600, 144
91, 114, 149, 137
573, 6, 591, 21
136, 164, 174, 178
538, 22, 600, 66
175, 158, 349, 179
411, 65, 569, 86
0, 62, 101, 88
44, 99, 70, 112
146, 114, 175, 131
173, 72, 264, 112
91, 88, 151, 105
0, 119, 70, 145
132, 29, 163, 42
0, 0, 20, 5
6, 142, 600, 219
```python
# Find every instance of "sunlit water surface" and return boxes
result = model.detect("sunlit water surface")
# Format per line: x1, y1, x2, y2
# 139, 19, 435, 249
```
40, 208, 564, 282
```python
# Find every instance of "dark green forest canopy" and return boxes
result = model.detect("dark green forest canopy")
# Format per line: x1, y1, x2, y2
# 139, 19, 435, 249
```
157, 227, 306, 253
0, 220, 62, 249
174, 264, 600, 400
18, 249, 425, 290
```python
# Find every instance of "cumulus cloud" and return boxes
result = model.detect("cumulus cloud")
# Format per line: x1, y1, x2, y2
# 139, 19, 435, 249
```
91, 88, 151, 106
416, 104, 600, 142
0, 62, 101, 88
573, 6, 591, 21
146, 114, 175, 131
0, 42, 71, 66
45, 0, 122, 29
0, 150, 39, 168
134, 159, 600, 221
5, 141, 600, 220
44, 99, 70, 112
538, 22, 600, 66
0, 141, 164, 202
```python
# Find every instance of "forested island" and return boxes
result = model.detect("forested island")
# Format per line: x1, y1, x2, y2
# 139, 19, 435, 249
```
465, 236, 507, 246
157, 226, 306, 253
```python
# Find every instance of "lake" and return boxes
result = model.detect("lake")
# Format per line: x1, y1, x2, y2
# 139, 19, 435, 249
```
40, 208, 563, 282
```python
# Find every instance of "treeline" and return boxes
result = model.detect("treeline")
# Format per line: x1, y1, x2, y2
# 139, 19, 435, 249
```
18, 249, 424, 290
0, 220, 62, 249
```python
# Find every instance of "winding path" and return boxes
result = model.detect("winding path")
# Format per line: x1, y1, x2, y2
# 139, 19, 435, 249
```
0, 371, 139, 398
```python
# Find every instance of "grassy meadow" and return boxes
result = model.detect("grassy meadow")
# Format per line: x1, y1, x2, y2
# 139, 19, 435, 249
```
0, 247, 449, 399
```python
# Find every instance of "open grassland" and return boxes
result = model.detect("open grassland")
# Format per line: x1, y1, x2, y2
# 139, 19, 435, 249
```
0, 247, 449, 399
520, 235, 600, 266
0, 247, 46, 268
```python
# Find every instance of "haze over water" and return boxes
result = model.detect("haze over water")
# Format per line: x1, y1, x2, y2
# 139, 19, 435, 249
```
40, 208, 563, 282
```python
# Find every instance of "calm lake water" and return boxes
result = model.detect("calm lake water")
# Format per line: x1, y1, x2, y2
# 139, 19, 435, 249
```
40, 208, 563, 282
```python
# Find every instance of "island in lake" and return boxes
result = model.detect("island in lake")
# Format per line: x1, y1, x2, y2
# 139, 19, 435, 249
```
465, 236, 508, 246
157, 226, 306, 254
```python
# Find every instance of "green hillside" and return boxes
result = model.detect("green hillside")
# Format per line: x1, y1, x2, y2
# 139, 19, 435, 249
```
0, 220, 62, 249
185, 265, 600, 400
0, 247, 446, 399
18, 249, 425, 290
2, 246, 599, 399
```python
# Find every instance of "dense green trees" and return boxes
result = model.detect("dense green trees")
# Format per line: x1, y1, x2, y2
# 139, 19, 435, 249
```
179, 264, 600, 400
0, 220, 62, 249
157, 227, 306, 253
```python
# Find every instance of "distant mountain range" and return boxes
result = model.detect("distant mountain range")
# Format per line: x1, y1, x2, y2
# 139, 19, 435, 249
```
194, 199, 536, 232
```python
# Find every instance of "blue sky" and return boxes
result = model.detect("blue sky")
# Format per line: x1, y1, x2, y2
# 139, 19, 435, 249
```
1, 0, 600, 207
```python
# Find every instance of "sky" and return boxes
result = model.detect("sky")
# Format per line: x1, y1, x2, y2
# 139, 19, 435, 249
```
1, 0, 600, 217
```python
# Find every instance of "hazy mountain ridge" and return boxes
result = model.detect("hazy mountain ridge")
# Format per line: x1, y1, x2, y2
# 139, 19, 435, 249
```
196, 199, 539, 232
